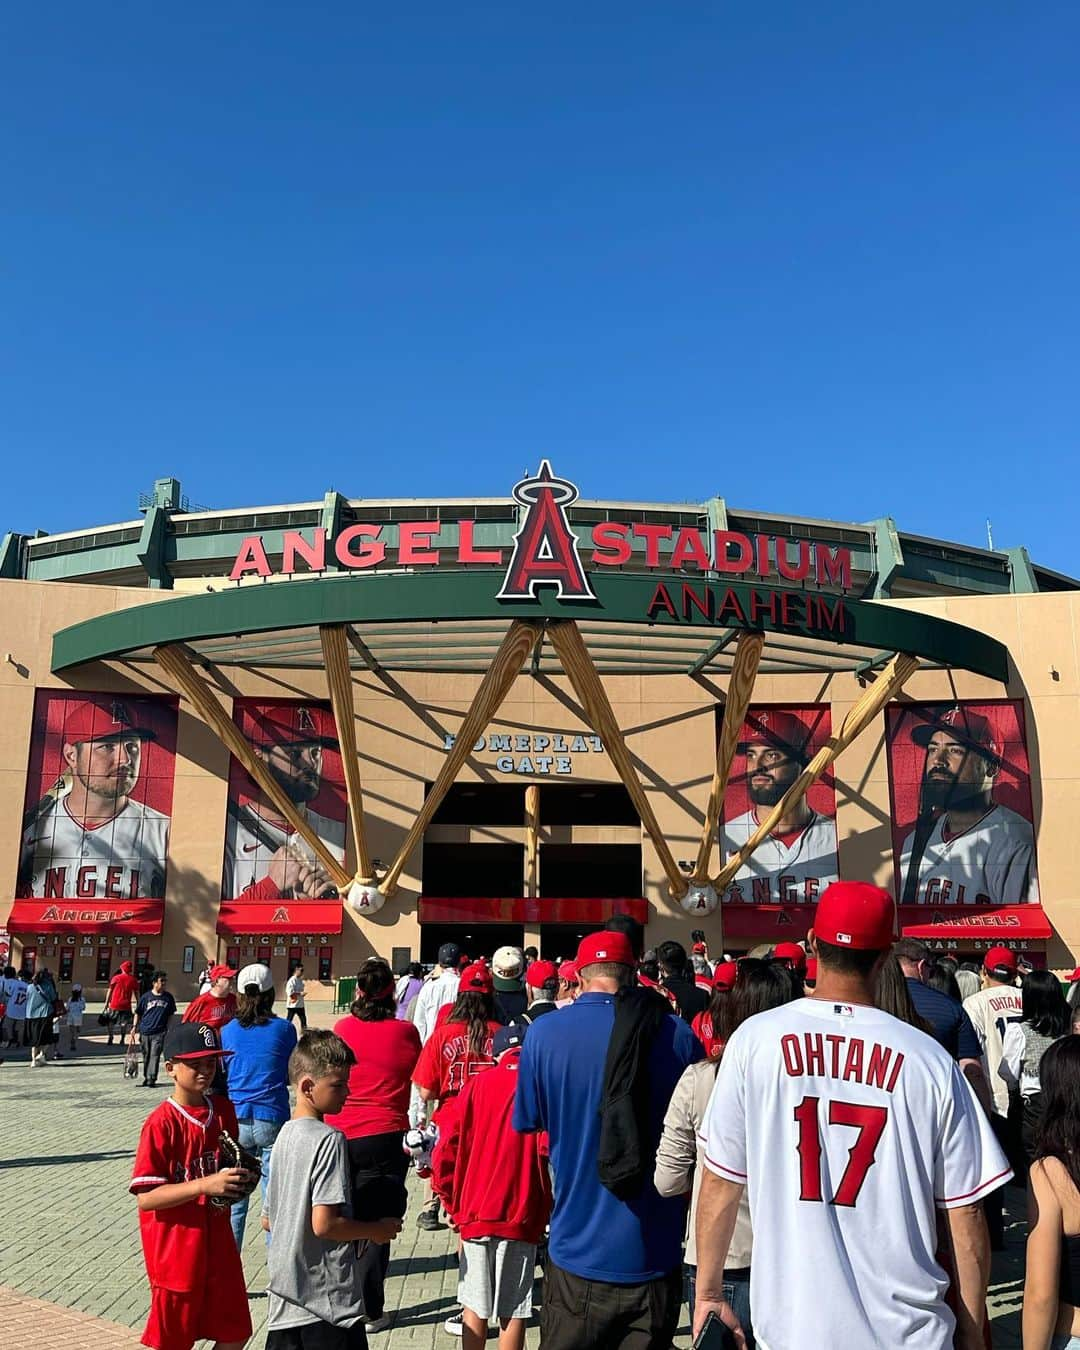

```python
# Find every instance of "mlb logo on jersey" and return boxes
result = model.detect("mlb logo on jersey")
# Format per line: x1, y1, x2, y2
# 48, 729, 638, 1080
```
832, 1003, 855, 1017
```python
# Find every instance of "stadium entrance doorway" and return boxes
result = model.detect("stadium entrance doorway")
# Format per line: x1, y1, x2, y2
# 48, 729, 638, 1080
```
419, 922, 524, 967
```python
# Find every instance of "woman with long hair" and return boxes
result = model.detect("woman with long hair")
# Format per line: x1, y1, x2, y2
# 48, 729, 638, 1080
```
655, 957, 799, 1346
924, 961, 964, 1005
1001, 970, 1072, 1163
1023, 1035, 1080, 1349
413, 963, 501, 1117
875, 953, 933, 1035
691, 962, 738, 1060
220, 963, 297, 1249
325, 957, 422, 1334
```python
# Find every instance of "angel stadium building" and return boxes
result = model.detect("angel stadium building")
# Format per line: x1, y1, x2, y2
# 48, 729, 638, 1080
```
2, 467, 1078, 1003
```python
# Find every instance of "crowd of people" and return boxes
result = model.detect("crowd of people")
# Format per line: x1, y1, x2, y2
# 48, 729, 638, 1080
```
9, 891, 1080, 1349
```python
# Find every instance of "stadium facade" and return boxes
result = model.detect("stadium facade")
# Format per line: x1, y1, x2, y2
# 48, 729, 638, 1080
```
1, 469, 1076, 1002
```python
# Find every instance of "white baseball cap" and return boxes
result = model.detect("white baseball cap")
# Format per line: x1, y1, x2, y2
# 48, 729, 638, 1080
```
492, 945, 524, 979
236, 963, 274, 995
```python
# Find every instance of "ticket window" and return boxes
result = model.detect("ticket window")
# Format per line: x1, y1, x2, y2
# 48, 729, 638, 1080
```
288, 945, 303, 975
95, 948, 112, 983
226, 945, 241, 970
22, 946, 37, 975
135, 946, 152, 981
58, 948, 74, 983
318, 946, 333, 981
257, 945, 272, 966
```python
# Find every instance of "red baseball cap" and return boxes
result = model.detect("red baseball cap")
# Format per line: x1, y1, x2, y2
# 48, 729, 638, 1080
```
711, 960, 738, 991
576, 931, 635, 970
737, 709, 813, 763
60, 698, 157, 746
805, 958, 818, 984
1069, 967, 1080, 984
910, 705, 1001, 766
557, 960, 579, 985
984, 946, 1019, 978
525, 959, 559, 990
209, 964, 236, 983
459, 961, 494, 994
244, 703, 339, 750
773, 941, 807, 976
813, 881, 895, 951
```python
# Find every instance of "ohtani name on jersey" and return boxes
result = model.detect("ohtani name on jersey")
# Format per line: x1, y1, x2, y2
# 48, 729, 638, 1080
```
41, 866, 145, 899
781, 1032, 905, 1094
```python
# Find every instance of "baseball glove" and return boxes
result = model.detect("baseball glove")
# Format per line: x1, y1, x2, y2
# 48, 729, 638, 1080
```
209, 1130, 262, 1208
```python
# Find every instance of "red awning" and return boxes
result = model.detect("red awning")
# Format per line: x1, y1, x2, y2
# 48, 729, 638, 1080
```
217, 901, 343, 938
418, 896, 649, 926
899, 904, 1052, 943
720, 902, 1053, 946
6, 899, 165, 935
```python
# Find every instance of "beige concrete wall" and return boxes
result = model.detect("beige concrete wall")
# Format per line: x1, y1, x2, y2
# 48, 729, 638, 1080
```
1, 579, 1078, 994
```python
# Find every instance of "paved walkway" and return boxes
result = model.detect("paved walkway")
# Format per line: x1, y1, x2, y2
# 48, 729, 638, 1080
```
0, 1018, 1026, 1347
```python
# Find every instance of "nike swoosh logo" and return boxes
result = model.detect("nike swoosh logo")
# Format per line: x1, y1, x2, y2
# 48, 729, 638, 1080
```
242, 843, 260, 853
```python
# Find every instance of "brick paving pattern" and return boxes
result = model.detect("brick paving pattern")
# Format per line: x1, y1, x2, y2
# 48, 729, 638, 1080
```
0, 1013, 1025, 1347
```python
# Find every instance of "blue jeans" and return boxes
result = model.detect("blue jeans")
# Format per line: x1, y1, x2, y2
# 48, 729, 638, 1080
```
685, 1265, 754, 1348
1051, 1337, 1080, 1349
230, 1116, 284, 1249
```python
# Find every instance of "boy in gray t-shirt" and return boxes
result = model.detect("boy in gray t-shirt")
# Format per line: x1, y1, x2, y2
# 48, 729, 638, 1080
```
264, 1030, 403, 1349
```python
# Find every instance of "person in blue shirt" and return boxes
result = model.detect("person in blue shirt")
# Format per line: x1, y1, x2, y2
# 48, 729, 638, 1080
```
513, 928, 703, 1350
895, 937, 992, 1111
220, 962, 298, 1249
131, 971, 177, 1086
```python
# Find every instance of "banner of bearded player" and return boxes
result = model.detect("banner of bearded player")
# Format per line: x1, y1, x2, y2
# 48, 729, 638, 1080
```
18, 692, 179, 901
719, 705, 837, 906
222, 699, 348, 902
886, 699, 1039, 908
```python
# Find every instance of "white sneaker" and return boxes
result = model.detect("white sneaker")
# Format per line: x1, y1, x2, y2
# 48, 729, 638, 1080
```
444, 1311, 464, 1336
364, 1315, 391, 1334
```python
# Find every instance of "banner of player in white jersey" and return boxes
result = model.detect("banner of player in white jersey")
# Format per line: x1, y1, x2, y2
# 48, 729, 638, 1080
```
886, 699, 1039, 908
719, 705, 839, 905
17, 692, 178, 900
221, 700, 348, 902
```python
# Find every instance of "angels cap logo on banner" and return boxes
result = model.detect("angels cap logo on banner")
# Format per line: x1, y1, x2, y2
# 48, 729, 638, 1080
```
497, 461, 597, 602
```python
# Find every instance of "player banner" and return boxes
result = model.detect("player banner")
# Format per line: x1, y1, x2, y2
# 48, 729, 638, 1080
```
222, 699, 347, 903
886, 699, 1039, 907
719, 704, 838, 905
17, 691, 178, 900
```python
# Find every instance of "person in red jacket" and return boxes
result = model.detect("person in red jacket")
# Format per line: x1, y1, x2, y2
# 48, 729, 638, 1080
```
691, 961, 738, 1061
106, 959, 141, 1047
182, 965, 238, 1031
434, 1023, 552, 1350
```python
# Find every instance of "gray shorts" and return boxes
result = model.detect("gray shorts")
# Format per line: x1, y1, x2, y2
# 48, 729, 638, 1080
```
458, 1237, 536, 1322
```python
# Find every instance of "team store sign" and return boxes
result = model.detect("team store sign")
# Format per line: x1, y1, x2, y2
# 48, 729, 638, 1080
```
442, 730, 605, 775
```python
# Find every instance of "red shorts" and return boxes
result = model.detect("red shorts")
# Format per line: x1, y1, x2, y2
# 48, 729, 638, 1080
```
142, 1259, 251, 1350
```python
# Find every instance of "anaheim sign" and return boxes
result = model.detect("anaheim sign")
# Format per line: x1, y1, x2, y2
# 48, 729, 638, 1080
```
230, 462, 855, 594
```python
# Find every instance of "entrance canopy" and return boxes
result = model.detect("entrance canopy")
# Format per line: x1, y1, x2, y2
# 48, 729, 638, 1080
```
7, 899, 164, 936
52, 571, 1008, 681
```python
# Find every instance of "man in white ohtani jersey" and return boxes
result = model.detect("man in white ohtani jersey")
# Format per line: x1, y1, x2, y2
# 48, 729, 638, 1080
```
962, 944, 1023, 1249
222, 704, 345, 900
720, 709, 838, 905
694, 880, 1009, 1350
18, 699, 168, 900
899, 705, 1037, 906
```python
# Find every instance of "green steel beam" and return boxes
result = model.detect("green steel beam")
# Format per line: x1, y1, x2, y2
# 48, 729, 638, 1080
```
868, 517, 904, 599
51, 569, 1011, 683
137, 505, 172, 590
687, 628, 739, 675
1006, 546, 1039, 595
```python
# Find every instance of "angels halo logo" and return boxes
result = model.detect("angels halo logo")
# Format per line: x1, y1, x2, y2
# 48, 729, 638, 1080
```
497, 461, 597, 602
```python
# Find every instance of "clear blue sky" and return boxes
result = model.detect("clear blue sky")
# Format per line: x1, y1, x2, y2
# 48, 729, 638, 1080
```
2, 3, 1077, 571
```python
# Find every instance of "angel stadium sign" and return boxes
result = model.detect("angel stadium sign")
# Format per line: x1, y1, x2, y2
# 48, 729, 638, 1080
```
229, 462, 855, 594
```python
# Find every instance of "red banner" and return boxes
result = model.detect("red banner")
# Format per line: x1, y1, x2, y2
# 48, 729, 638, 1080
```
217, 901, 343, 937
6, 898, 164, 935
418, 896, 649, 925
720, 902, 1052, 945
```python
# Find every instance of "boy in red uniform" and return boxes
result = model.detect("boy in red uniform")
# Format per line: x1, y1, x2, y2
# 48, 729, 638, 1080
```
183, 965, 238, 1030
130, 1021, 255, 1350
433, 1024, 552, 1350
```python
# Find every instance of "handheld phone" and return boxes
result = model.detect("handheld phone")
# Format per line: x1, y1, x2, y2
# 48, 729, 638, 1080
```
693, 1311, 739, 1350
